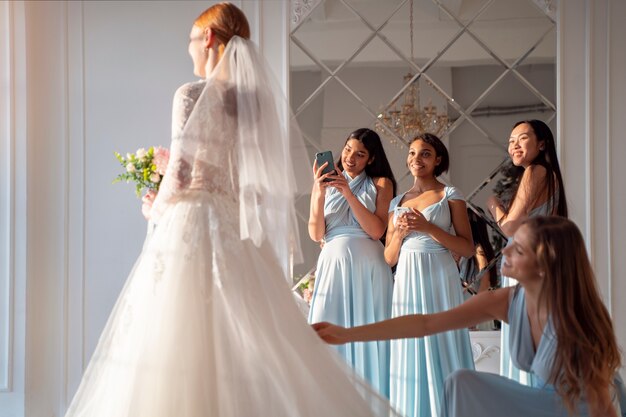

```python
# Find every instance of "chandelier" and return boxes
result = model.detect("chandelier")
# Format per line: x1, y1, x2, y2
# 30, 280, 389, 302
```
375, 0, 450, 144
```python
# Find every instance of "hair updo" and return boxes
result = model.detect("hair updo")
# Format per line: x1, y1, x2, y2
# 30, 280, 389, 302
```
194, 2, 250, 45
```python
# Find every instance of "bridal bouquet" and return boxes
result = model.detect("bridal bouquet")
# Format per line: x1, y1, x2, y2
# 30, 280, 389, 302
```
113, 146, 170, 197
292, 272, 315, 305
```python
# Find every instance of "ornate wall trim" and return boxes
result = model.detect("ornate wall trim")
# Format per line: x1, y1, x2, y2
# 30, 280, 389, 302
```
533, 0, 558, 21
291, 0, 321, 30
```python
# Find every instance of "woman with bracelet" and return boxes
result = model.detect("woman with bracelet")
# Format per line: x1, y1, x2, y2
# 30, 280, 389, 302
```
486, 119, 568, 385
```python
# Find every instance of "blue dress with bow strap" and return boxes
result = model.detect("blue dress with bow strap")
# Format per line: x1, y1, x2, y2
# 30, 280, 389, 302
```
389, 186, 475, 417
308, 171, 393, 398
500, 200, 554, 385
442, 285, 626, 417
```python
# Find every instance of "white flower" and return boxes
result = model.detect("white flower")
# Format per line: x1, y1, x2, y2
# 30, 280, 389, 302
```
126, 153, 132, 160
149, 173, 161, 183
126, 163, 136, 173
136, 148, 147, 158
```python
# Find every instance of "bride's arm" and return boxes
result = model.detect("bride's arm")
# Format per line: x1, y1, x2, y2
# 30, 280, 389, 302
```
145, 84, 199, 221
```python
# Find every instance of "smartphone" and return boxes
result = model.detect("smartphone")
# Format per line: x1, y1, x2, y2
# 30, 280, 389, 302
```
314, 151, 336, 182
394, 206, 411, 217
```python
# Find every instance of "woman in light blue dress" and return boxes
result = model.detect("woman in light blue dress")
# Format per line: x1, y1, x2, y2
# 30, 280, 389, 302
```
315, 216, 625, 417
384, 134, 475, 417
308, 128, 396, 397
487, 120, 568, 385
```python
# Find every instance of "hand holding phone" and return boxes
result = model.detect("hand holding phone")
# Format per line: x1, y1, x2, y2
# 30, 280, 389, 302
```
314, 151, 336, 182
394, 206, 412, 218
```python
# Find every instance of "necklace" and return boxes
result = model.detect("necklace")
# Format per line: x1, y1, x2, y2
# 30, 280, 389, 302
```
408, 184, 442, 195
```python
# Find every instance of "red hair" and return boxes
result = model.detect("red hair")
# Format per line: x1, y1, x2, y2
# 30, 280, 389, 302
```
194, 2, 250, 46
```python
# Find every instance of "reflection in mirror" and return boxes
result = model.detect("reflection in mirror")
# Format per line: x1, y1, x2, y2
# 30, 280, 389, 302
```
289, 0, 556, 293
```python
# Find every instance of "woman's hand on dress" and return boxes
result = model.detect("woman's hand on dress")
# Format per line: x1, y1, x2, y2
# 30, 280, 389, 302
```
394, 213, 412, 239
141, 190, 157, 221
311, 322, 350, 345
398, 209, 432, 234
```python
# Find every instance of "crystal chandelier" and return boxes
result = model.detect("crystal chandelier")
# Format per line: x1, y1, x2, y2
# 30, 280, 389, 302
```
375, 0, 449, 144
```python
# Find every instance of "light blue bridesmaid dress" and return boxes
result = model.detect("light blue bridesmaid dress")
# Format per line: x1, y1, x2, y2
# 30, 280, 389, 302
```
500, 201, 553, 385
308, 171, 393, 397
389, 186, 475, 417
442, 285, 626, 417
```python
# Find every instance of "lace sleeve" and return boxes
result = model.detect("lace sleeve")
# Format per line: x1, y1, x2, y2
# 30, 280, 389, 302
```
149, 82, 203, 222
171, 82, 204, 139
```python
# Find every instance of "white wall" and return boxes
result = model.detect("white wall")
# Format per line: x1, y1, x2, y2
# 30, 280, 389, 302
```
0, 1, 290, 416
558, 0, 626, 373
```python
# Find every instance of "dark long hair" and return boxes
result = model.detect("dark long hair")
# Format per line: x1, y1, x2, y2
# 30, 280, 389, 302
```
508, 120, 568, 217
467, 208, 497, 288
337, 128, 397, 195
525, 216, 620, 414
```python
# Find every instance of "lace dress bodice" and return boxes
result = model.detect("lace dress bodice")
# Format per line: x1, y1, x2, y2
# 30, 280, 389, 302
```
172, 80, 238, 196
151, 80, 239, 221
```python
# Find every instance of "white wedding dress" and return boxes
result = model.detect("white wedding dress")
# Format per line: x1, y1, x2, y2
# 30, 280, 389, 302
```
65, 37, 395, 417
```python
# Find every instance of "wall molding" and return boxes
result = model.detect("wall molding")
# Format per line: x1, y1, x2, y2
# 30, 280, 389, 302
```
558, 0, 626, 371
606, 0, 626, 364
0, 0, 15, 393
63, 0, 87, 409
0, 1, 26, 414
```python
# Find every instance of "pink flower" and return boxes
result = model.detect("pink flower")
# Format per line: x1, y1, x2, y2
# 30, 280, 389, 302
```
149, 172, 161, 183
302, 288, 313, 305
153, 147, 170, 175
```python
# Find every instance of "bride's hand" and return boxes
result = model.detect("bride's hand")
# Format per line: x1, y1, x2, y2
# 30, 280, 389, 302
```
311, 322, 350, 345
141, 190, 157, 220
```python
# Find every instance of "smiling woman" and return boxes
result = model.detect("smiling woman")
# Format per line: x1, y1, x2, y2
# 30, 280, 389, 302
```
307, 127, 397, 397
383, 133, 475, 417
486, 119, 568, 386
2, 1, 626, 416
314, 216, 625, 417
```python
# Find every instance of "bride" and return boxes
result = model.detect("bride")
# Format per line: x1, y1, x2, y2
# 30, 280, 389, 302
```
64, 2, 395, 416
